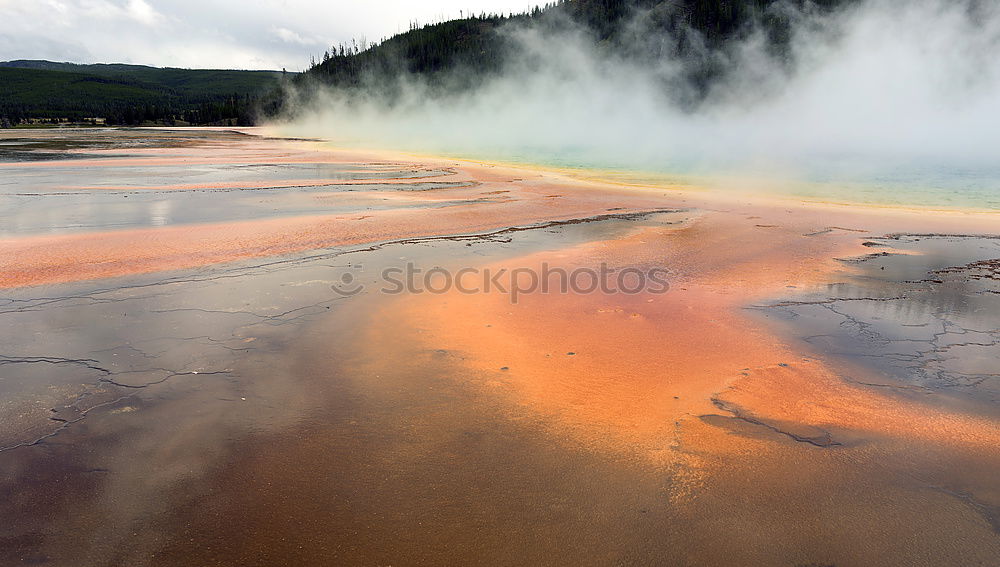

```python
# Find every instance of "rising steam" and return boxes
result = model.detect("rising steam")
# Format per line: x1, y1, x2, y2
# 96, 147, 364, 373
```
275, 0, 1000, 198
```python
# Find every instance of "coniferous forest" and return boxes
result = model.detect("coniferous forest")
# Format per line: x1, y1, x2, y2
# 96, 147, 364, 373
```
0, 61, 283, 127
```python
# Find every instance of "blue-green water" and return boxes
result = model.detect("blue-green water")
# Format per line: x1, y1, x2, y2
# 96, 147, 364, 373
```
481, 148, 1000, 210
331, 136, 1000, 211
775, 158, 1000, 210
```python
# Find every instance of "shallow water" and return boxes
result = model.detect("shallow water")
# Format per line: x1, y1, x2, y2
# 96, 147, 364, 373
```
0, 129, 468, 236
0, 180, 471, 237
0, 198, 683, 565
318, 136, 1000, 210
1, 127, 998, 566
755, 235, 1000, 413
0, 127, 698, 564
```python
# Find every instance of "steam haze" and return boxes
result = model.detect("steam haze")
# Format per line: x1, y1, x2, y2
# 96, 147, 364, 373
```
280, 0, 1000, 204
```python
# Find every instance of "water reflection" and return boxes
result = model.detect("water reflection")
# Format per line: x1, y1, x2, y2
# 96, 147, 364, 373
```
0, 130, 473, 236
149, 199, 171, 227
760, 235, 1000, 408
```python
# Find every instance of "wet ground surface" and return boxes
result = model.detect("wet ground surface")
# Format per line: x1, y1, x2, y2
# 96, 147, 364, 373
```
0, 129, 466, 236
0, 206, 680, 454
738, 234, 1000, 539
756, 235, 1000, 411
1, 128, 999, 566
0, 175, 471, 237
0, 205, 687, 565
0, 128, 242, 162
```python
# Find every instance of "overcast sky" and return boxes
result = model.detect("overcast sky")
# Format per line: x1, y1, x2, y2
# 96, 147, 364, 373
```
0, 0, 543, 70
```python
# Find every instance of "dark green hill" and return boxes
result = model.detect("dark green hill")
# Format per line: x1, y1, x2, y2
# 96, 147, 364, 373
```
0, 61, 284, 126
1, 60, 281, 98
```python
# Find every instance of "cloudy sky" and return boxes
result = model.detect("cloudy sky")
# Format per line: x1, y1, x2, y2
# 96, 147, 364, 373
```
0, 0, 543, 70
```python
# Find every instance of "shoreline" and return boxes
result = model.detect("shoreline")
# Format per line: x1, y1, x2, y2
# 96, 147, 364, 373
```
262, 125, 1000, 217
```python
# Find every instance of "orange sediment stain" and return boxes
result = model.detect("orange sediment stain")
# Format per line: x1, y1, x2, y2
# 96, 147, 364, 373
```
0, 130, 675, 288
61, 175, 464, 191
370, 210, 1000, 467
5, 128, 1000, 563
372, 214, 852, 458
0, 183, 669, 289
6, 129, 999, 461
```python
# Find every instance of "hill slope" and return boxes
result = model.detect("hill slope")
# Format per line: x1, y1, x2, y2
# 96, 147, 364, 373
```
287, 0, 853, 107
0, 61, 284, 126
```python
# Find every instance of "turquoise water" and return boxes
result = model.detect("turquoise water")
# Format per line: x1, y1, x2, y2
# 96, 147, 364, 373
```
495, 148, 1000, 210
778, 158, 1000, 210
308, 130, 1000, 211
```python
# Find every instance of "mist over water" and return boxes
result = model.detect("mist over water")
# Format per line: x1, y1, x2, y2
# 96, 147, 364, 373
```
278, 0, 1000, 209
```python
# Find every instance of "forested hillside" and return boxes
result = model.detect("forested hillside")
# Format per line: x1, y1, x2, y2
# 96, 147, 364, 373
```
273, 0, 854, 115
0, 61, 282, 127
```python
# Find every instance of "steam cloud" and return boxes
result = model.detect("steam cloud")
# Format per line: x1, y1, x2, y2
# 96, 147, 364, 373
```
276, 0, 1000, 189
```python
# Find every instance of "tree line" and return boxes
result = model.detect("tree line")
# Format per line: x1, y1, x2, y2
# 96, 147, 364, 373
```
0, 64, 279, 128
